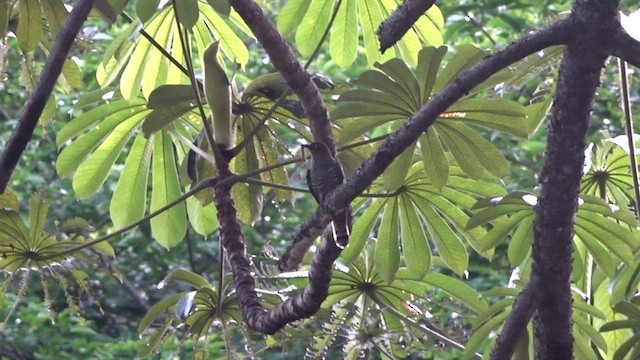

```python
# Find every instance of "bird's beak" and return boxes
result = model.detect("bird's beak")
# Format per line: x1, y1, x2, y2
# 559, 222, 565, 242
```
301, 144, 308, 161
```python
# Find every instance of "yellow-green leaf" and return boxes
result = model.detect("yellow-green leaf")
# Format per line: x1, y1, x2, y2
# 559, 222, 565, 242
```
17, 0, 42, 52
150, 132, 187, 248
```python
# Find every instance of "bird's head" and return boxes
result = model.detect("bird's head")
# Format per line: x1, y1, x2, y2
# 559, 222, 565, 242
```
301, 142, 331, 158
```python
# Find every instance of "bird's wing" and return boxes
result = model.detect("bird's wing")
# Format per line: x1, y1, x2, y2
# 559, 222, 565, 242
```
307, 169, 321, 203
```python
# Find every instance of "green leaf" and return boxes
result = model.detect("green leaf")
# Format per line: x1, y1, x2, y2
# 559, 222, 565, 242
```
232, 118, 263, 225
17, 0, 42, 52
575, 213, 636, 267
526, 95, 552, 135
613, 333, 640, 360
376, 58, 421, 109
138, 292, 187, 333
358, 69, 416, 110
383, 141, 416, 191
0, 0, 9, 38
507, 214, 534, 266
439, 122, 509, 177
446, 98, 528, 137
295, 0, 337, 57
207, 0, 230, 16
93, 0, 118, 24
57, 101, 147, 175
72, 110, 150, 198
358, 0, 383, 65
200, 5, 250, 66
329, 0, 357, 67
253, 127, 290, 202
120, 10, 171, 100
165, 268, 212, 288
416, 46, 447, 103
573, 330, 599, 360
110, 133, 153, 228
415, 7, 444, 46
574, 315, 607, 352
91, 240, 116, 258
40, 0, 68, 36
341, 199, 385, 263
0, 209, 30, 243
277, 0, 311, 36
375, 198, 400, 283
399, 195, 430, 279
424, 273, 488, 313
148, 84, 199, 109
29, 195, 48, 247
203, 41, 233, 147
419, 130, 448, 189
465, 310, 509, 358
480, 210, 531, 252
0, 189, 20, 210
412, 195, 468, 275
175, 0, 199, 28
575, 227, 616, 278
142, 103, 198, 138
61, 59, 84, 90
137, 0, 160, 23
433, 44, 485, 93
150, 132, 187, 249
186, 196, 218, 236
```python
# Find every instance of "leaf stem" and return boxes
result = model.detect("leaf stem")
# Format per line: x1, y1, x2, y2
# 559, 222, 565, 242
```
171, 0, 224, 167
121, 12, 190, 76
228, 0, 342, 156
619, 59, 640, 218
40, 178, 216, 259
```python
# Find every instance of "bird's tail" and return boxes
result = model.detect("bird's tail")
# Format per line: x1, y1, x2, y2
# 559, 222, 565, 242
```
331, 207, 352, 249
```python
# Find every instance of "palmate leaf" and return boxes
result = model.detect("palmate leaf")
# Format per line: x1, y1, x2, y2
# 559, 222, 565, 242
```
353, 163, 504, 282
151, 132, 187, 249
323, 243, 486, 357
469, 285, 609, 359
468, 192, 640, 271
280, 0, 443, 67
110, 132, 154, 228
16, 0, 42, 52
99, 1, 249, 100
333, 46, 528, 186
582, 137, 635, 209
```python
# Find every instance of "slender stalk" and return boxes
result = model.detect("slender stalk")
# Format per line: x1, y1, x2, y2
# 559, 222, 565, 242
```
171, 0, 224, 166
229, 0, 342, 156
41, 178, 216, 259
619, 59, 640, 218
243, 177, 309, 193
370, 293, 482, 359
121, 12, 190, 76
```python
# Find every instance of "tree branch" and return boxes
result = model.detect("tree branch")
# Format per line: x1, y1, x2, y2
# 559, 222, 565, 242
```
377, 0, 437, 52
215, 165, 342, 334
530, 1, 620, 357
278, 19, 572, 271
0, 0, 95, 193
490, 278, 537, 360
612, 30, 640, 69
228, 0, 336, 152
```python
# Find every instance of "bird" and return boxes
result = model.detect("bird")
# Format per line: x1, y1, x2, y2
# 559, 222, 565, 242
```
301, 142, 350, 248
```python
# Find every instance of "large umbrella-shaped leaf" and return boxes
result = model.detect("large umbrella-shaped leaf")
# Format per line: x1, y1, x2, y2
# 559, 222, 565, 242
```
333, 46, 528, 187
468, 192, 640, 271
350, 163, 504, 282
280, 0, 443, 67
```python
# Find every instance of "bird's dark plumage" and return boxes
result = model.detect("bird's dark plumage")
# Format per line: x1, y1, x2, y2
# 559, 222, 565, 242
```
302, 142, 349, 248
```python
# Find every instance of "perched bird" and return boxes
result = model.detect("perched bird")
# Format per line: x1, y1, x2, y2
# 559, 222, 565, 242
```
302, 142, 350, 248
